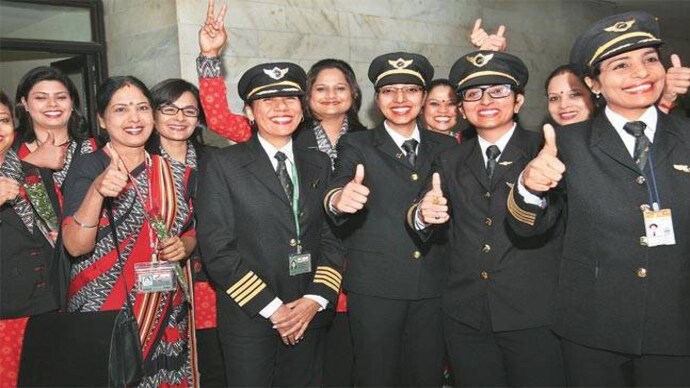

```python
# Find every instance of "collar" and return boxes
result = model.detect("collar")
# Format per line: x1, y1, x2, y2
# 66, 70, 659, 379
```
477, 123, 516, 163
257, 133, 295, 168
383, 121, 421, 152
605, 106, 657, 157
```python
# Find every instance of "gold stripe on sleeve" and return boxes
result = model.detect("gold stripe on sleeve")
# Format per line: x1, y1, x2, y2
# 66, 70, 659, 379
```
227, 271, 256, 296
507, 186, 536, 226
237, 283, 267, 307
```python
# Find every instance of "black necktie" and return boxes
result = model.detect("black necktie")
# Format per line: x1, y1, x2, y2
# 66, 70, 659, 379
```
274, 151, 293, 202
623, 121, 651, 171
486, 145, 501, 179
401, 139, 418, 167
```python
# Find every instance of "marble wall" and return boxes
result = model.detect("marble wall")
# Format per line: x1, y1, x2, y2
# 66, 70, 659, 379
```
102, 0, 689, 145
103, 0, 181, 87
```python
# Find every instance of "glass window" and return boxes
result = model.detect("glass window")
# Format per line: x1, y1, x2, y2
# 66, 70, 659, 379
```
0, 2, 92, 42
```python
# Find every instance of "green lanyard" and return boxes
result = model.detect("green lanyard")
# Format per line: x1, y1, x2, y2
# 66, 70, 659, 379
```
289, 160, 302, 253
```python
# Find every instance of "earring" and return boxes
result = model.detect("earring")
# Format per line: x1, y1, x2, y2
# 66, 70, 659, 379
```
249, 119, 255, 125
594, 93, 601, 99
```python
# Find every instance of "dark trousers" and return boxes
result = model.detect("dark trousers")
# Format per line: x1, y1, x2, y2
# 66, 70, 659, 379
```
322, 312, 354, 387
444, 311, 565, 387
347, 291, 444, 387
196, 328, 227, 387
562, 337, 690, 387
218, 327, 326, 387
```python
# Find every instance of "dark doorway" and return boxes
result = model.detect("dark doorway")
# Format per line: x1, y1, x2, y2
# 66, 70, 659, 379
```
0, 0, 107, 137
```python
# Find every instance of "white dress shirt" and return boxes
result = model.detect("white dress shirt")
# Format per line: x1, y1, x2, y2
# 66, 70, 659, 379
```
256, 133, 328, 318
384, 121, 421, 154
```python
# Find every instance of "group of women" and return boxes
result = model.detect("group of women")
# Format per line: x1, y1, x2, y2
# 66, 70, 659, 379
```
0, 69, 207, 386
1, 2, 689, 387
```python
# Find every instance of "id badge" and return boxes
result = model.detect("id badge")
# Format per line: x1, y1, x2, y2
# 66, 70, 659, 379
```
643, 209, 676, 247
288, 252, 312, 276
134, 262, 178, 293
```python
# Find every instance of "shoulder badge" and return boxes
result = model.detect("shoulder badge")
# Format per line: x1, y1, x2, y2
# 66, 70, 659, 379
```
604, 19, 636, 33
389, 58, 413, 69
466, 53, 493, 68
263, 67, 289, 80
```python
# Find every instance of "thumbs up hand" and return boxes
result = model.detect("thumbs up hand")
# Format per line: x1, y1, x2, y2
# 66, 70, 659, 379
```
660, 54, 690, 112
332, 164, 370, 214
25, 131, 68, 170
419, 173, 449, 224
521, 124, 566, 193
94, 143, 129, 198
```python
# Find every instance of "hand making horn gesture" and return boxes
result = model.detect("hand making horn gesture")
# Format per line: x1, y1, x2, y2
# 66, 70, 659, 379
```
470, 18, 507, 52
199, 0, 228, 57
521, 124, 566, 193
333, 164, 369, 214
94, 144, 128, 198
418, 173, 449, 224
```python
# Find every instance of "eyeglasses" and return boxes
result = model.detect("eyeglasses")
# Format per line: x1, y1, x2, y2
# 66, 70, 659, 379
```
158, 104, 200, 117
461, 84, 513, 102
378, 85, 424, 96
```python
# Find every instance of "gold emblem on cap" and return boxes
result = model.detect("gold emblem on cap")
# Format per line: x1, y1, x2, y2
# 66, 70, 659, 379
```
388, 58, 413, 69
604, 19, 636, 33
466, 53, 494, 68
263, 67, 289, 80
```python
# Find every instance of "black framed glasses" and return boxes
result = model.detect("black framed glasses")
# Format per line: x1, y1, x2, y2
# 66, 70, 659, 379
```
378, 85, 424, 96
158, 104, 200, 118
461, 84, 513, 102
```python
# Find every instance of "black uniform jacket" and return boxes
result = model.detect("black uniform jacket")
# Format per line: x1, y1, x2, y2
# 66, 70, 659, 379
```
508, 111, 690, 355
1, 164, 61, 318
427, 126, 563, 332
327, 124, 456, 300
197, 136, 345, 336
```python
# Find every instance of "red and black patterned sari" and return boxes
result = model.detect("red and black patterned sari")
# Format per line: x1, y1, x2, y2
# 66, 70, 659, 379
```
63, 149, 196, 387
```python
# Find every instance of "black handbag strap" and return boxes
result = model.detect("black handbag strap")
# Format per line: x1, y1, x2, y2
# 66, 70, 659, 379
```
105, 199, 135, 314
